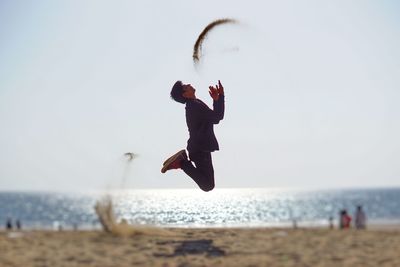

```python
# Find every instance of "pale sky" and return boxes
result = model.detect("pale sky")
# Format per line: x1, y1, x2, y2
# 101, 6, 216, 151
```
0, 0, 399, 191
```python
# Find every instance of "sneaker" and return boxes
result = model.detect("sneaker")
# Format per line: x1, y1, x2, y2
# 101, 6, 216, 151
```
161, 149, 187, 173
162, 149, 188, 166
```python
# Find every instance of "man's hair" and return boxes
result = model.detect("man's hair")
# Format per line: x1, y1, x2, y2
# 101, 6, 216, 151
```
170, 80, 186, 104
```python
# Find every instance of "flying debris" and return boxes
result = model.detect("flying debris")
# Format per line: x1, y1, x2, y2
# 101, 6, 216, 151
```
193, 18, 238, 65
94, 196, 172, 237
124, 152, 136, 161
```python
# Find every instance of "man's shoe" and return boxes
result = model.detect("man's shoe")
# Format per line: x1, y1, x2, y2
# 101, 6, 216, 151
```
161, 150, 187, 173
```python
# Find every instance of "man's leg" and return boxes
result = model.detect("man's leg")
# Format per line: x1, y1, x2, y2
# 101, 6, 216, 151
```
181, 151, 215, 192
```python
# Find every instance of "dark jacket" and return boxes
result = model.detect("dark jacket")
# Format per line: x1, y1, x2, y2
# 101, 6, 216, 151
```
185, 95, 225, 152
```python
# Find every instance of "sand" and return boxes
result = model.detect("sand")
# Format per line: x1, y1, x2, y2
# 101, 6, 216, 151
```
1, 227, 400, 267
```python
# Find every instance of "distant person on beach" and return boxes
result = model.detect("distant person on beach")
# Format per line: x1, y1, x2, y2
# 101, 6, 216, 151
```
161, 80, 225, 192
16, 219, 21, 230
6, 218, 13, 230
355, 205, 366, 229
329, 216, 334, 229
339, 209, 352, 229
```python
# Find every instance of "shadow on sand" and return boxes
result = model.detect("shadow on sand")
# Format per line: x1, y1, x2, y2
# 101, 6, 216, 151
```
154, 239, 225, 257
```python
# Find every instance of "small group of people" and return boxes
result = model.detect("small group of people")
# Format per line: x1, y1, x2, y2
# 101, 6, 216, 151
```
338, 205, 366, 229
5, 218, 22, 230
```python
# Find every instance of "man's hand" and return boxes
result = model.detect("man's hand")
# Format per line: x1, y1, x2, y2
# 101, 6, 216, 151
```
209, 80, 224, 101
217, 80, 224, 95
209, 85, 219, 101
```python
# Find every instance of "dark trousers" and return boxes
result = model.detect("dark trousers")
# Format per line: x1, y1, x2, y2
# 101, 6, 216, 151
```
181, 150, 215, 192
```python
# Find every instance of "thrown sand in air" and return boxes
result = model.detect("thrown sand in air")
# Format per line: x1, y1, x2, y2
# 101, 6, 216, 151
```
94, 196, 172, 237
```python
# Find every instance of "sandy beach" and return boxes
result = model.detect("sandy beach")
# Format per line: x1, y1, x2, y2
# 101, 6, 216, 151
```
1, 227, 400, 267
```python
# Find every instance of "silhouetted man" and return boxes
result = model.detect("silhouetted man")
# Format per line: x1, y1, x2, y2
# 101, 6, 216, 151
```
161, 80, 225, 192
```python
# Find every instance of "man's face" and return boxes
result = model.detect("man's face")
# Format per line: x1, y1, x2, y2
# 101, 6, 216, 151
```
182, 84, 196, 99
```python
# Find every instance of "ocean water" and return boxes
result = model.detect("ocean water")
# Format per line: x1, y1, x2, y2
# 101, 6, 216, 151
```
1, 188, 400, 230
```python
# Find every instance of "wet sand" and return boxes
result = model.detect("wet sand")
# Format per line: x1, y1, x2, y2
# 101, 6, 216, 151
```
1, 227, 400, 267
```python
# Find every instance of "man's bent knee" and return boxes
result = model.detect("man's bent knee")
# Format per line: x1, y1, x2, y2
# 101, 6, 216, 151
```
199, 183, 215, 192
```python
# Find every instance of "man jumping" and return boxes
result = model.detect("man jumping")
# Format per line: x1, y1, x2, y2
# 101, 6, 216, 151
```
161, 80, 225, 192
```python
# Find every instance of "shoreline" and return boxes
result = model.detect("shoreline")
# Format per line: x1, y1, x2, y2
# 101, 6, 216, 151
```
2, 219, 400, 231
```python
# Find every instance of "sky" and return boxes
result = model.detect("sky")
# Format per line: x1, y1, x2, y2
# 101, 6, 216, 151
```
0, 0, 399, 191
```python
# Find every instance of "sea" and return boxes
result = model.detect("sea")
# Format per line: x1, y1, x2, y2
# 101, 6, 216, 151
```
1, 188, 400, 230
